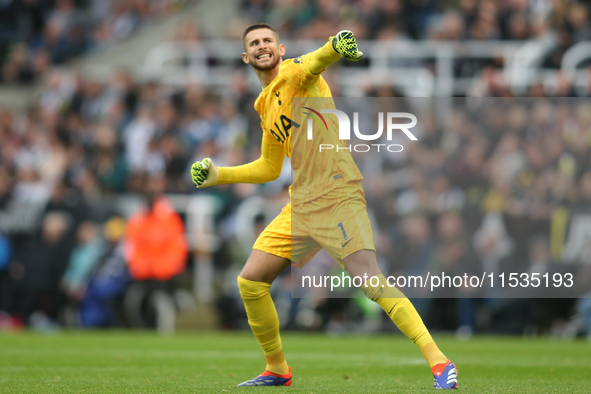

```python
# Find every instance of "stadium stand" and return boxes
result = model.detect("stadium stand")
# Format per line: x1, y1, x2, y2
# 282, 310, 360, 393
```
0, 0, 590, 338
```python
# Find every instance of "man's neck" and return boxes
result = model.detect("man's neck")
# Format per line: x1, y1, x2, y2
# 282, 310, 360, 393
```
255, 59, 283, 89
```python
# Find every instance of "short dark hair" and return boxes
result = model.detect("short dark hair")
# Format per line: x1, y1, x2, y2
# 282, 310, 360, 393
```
242, 23, 279, 50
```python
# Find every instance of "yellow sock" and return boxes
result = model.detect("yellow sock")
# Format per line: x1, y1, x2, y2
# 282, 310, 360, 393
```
237, 276, 289, 375
421, 341, 448, 368
265, 351, 288, 375
362, 275, 446, 367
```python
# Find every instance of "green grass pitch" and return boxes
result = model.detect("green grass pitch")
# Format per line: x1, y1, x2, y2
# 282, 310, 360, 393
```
1, 331, 590, 393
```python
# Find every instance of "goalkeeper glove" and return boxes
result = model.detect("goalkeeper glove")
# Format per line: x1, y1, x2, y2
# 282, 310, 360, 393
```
191, 158, 219, 188
332, 30, 363, 61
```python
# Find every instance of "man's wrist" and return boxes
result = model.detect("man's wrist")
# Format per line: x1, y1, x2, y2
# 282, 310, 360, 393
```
331, 36, 339, 53
329, 36, 339, 54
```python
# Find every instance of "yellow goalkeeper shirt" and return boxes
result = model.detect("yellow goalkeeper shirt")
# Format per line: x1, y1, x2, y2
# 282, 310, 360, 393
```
219, 40, 363, 205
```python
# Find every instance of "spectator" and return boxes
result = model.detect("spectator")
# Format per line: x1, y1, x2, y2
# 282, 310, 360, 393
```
80, 216, 130, 327
61, 221, 105, 302
0, 231, 13, 313
123, 174, 187, 332
9, 212, 71, 325
125, 175, 187, 282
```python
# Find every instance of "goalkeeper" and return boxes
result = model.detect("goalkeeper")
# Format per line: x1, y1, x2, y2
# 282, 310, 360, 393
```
191, 23, 458, 390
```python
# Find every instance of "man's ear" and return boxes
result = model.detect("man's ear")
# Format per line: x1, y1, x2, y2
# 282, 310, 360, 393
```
278, 44, 286, 57
242, 52, 250, 64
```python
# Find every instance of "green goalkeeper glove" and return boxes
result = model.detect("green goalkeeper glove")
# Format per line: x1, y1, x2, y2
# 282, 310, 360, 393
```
191, 158, 219, 188
332, 30, 363, 61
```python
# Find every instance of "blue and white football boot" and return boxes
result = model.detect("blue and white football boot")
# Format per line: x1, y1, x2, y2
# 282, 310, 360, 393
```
432, 360, 458, 389
237, 367, 292, 387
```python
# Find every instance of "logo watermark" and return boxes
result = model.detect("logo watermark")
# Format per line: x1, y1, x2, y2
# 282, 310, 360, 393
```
303, 108, 418, 152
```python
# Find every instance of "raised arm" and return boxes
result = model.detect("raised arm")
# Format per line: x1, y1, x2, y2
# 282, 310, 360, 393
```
309, 30, 364, 75
191, 137, 285, 188
282, 30, 364, 88
308, 40, 342, 75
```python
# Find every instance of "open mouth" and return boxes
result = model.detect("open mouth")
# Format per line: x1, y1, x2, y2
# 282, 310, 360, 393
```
257, 53, 272, 60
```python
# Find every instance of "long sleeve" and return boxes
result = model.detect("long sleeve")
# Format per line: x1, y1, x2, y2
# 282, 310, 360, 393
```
308, 38, 341, 75
281, 37, 342, 88
217, 137, 285, 184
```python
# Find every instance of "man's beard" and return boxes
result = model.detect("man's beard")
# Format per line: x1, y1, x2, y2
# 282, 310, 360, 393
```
250, 53, 280, 71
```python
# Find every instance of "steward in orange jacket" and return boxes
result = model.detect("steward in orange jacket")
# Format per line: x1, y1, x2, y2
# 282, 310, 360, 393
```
125, 196, 187, 281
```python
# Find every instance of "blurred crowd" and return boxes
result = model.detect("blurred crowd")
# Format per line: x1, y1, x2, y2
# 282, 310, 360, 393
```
238, 0, 591, 62
4, 0, 591, 85
360, 98, 591, 335
0, 0, 184, 84
1, 0, 591, 337
1, 70, 591, 336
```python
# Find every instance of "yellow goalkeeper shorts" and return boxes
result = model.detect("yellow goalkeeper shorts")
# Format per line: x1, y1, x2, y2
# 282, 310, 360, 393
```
253, 181, 375, 268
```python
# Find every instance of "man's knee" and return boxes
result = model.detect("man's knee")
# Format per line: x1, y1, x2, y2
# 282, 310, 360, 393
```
239, 249, 291, 283
343, 249, 381, 278
237, 276, 271, 300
